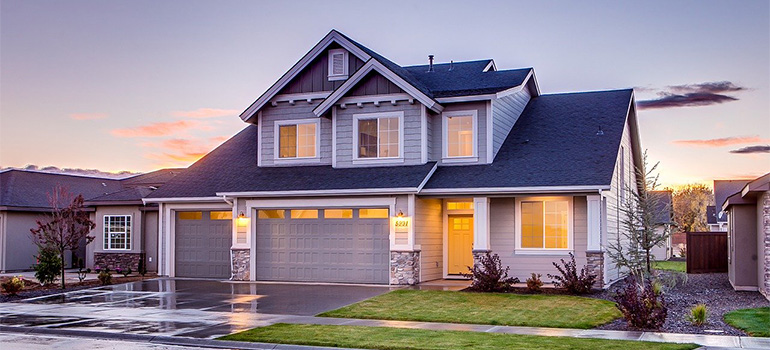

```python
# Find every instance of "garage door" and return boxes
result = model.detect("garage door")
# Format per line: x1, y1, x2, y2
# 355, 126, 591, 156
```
175, 211, 232, 278
256, 208, 390, 284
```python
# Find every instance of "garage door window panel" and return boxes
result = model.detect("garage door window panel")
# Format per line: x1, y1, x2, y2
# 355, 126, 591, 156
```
104, 215, 131, 250
325, 209, 353, 219
291, 209, 319, 219
359, 208, 389, 219
258, 210, 285, 219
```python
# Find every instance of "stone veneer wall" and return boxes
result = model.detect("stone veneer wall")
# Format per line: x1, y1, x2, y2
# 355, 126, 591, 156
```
585, 251, 604, 289
762, 191, 770, 299
93, 252, 141, 271
231, 249, 250, 281
390, 251, 419, 285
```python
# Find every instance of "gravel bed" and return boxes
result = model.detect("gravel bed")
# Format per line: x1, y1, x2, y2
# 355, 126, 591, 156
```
594, 272, 769, 336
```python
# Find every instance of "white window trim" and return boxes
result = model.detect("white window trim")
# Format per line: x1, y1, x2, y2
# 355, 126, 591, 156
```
273, 118, 321, 163
103, 214, 132, 251
442, 110, 478, 161
327, 48, 349, 81
352, 111, 404, 164
514, 196, 573, 255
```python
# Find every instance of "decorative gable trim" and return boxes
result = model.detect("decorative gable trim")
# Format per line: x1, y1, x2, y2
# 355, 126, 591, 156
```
313, 59, 443, 117
239, 30, 371, 123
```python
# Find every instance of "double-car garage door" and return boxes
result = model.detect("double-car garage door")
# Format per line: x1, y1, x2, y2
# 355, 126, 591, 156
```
255, 208, 390, 284
174, 208, 390, 284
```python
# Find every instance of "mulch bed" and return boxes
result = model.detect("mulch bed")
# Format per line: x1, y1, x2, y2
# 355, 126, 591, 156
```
0, 275, 156, 303
593, 272, 769, 336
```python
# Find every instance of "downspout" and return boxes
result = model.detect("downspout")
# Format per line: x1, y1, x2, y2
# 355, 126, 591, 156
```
221, 195, 233, 206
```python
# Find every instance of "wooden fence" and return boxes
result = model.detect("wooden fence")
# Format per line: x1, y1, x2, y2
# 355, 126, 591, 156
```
686, 231, 727, 273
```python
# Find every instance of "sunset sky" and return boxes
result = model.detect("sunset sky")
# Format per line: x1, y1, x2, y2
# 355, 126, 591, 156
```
1, 0, 768, 187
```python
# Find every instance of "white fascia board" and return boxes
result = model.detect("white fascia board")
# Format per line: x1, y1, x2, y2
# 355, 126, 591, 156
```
216, 188, 419, 198
313, 59, 442, 117
239, 30, 371, 123
435, 94, 496, 103
529, 68, 541, 97
483, 60, 497, 72
418, 185, 610, 196
142, 196, 227, 204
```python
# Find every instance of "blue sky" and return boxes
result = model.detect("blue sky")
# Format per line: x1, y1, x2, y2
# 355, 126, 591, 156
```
1, 0, 768, 186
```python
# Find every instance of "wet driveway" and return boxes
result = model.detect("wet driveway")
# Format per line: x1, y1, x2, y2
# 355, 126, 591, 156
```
0, 279, 393, 339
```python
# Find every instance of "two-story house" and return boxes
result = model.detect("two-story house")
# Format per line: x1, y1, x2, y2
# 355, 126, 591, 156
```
144, 30, 642, 288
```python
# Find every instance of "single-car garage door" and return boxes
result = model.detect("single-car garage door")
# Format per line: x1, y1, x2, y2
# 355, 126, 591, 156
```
256, 208, 390, 284
175, 211, 232, 278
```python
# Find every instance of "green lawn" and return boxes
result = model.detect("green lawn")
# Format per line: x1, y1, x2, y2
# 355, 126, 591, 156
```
317, 289, 621, 329
219, 323, 697, 350
653, 260, 686, 273
723, 307, 770, 337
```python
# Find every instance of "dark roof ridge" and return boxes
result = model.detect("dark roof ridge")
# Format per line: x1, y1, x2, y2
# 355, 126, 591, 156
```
0, 168, 127, 180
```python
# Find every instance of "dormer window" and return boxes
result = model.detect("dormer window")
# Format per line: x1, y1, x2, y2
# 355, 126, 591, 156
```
328, 48, 348, 81
443, 110, 477, 159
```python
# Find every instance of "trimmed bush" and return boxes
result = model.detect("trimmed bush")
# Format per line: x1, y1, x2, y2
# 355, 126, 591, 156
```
463, 252, 519, 292
548, 252, 596, 294
1, 276, 25, 295
526, 273, 543, 293
97, 268, 112, 285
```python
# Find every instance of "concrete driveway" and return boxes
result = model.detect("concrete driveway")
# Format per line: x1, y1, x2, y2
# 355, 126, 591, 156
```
0, 279, 393, 339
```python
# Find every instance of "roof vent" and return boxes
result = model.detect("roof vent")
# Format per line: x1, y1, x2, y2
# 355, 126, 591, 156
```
428, 55, 434, 72
596, 126, 604, 136
449, 60, 454, 71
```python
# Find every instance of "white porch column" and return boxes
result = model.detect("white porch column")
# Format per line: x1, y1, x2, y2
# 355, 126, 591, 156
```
473, 197, 491, 251
587, 195, 602, 251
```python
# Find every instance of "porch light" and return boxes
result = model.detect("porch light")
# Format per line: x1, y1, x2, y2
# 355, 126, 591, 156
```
236, 211, 250, 227
397, 210, 404, 218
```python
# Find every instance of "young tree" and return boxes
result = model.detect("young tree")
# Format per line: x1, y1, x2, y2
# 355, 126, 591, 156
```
608, 152, 671, 277
672, 184, 713, 232
30, 185, 96, 289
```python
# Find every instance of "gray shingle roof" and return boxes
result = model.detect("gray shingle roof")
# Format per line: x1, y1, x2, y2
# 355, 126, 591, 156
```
146, 126, 437, 198
0, 170, 124, 209
403, 61, 531, 98
650, 190, 674, 224
423, 89, 633, 189
713, 179, 750, 218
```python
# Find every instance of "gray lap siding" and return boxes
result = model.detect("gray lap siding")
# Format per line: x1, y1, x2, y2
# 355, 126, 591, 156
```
488, 196, 588, 282
259, 103, 333, 166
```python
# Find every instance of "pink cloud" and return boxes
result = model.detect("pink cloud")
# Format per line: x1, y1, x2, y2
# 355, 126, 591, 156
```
171, 108, 240, 118
143, 136, 228, 166
672, 135, 770, 147
110, 120, 209, 138
70, 113, 108, 120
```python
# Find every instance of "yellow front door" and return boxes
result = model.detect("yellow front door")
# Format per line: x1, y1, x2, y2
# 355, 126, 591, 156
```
448, 215, 474, 275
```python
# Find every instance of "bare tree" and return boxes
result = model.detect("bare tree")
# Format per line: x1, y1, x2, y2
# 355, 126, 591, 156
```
30, 185, 96, 289
672, 184, 713, 232
608, 152, 671, 276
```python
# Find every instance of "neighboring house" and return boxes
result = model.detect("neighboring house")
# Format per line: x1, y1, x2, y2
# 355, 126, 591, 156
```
649, 190, 674, 260
705, 205, 723, 232
713, 180, 751, 232
722, 172, 770, 300
0, 168, 180, 273
144, 30, 643, 288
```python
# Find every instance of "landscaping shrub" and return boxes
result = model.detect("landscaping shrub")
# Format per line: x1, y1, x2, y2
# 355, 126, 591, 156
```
526, 273, 543, 293
547, 252, 596, 295
76, 266, 91, 282
33, 248, 61, 285
97, 267, 112, 285
116, 266, 132, 277
463, 252, 519, 292
613, 275, 667, 329
1, 276, 25, 295
687, 304, 707, 326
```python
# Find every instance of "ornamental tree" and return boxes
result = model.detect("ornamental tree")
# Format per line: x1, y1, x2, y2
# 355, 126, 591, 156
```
30, 185, 96, 289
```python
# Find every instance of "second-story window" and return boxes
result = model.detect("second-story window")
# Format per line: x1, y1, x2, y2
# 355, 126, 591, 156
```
355, 112, 402, 159
443, 110, 477, 158
277, 119, 317, 159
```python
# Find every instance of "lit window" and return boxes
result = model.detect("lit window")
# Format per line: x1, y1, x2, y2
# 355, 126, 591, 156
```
258, 210, 285, 219
178, 212, 202, 220
359, 208, 389, 219
357, 115, 400, 158
210, 211, 232, 220
328, 48, 349, 81
324, 209, 353, 219
520, 200, 569, 249
103, 215, 131, 250
447, 201, 473, 210
279, 122, 316, 158
446, 115, 474, 157
291, 209, 319, 219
